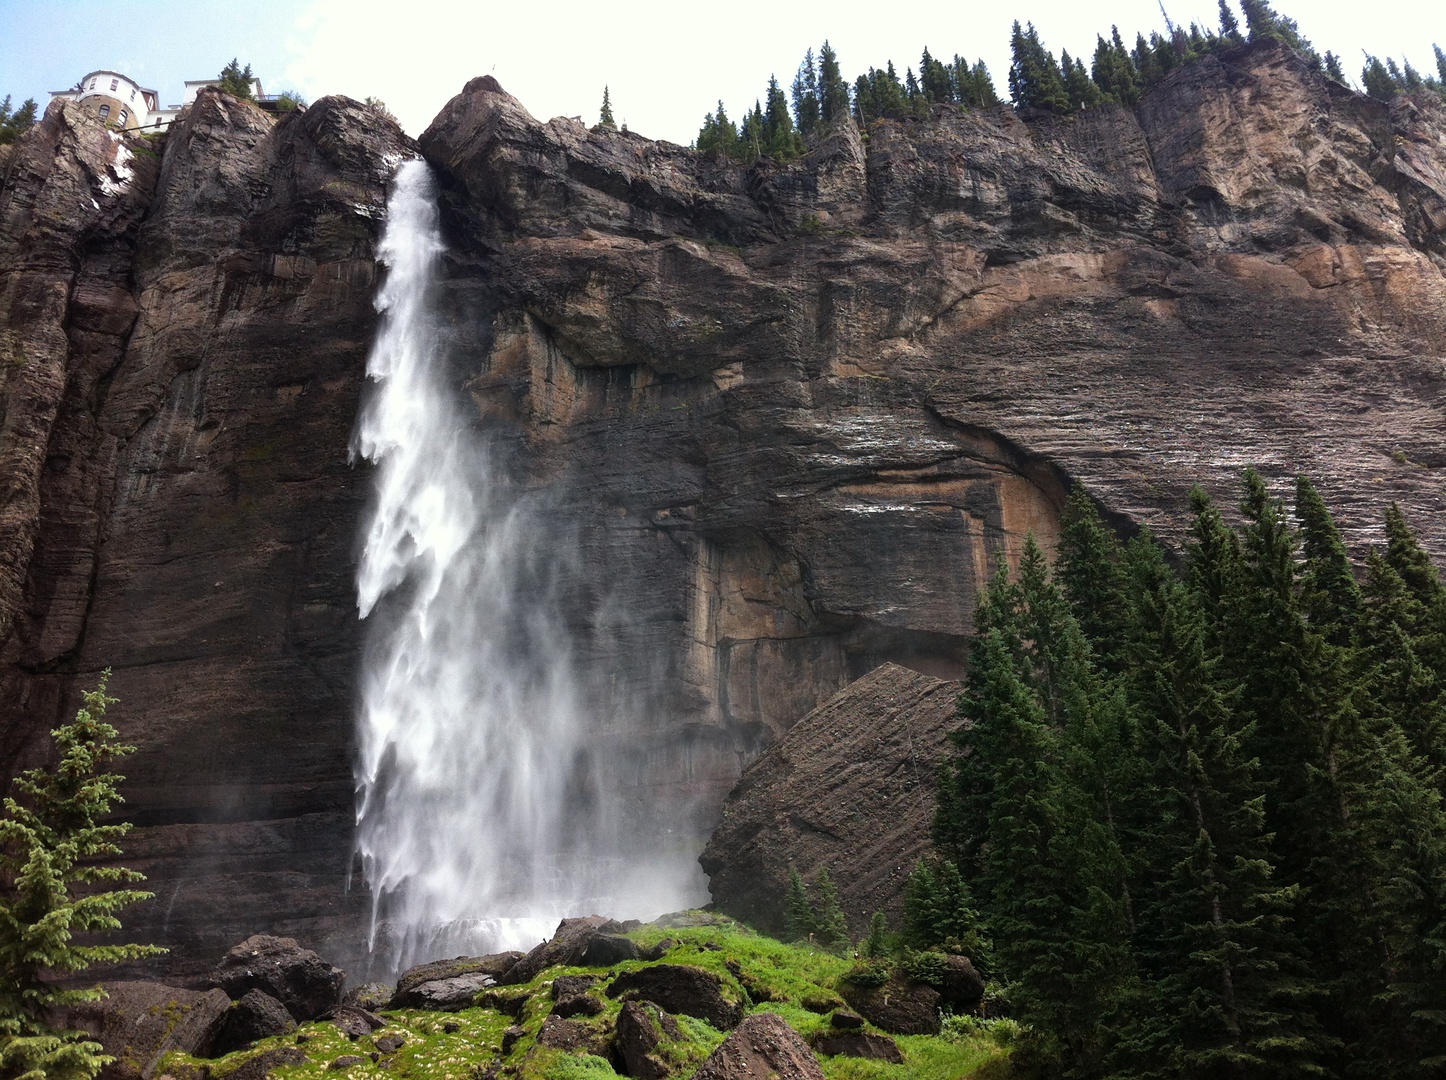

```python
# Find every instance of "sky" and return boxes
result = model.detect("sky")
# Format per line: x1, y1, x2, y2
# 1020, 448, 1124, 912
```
2, 0, 1443, 144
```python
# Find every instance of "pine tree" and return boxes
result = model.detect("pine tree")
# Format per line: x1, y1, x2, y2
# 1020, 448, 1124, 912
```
813, 868, 850, 951
1218, 0, 1242, 43
762, 76, 801, 159
1295, 476, 1361, 646
862, 911, 891, 958
791, 49, 820, 136
1092, 28, 1142, 105
598, 86, 615, 128
0, 674, 164, 1080
1119, 532, 1326, 1078
783, 868, 816, 941
1436, 44, 1446, 84
1062, 52, 1105, 111
817, 42, 851, 127
1008, 22, 1071, 112
217, 59, 255, 100
0, 97, 38, 146
1323, 51, 1346, 82
1057, 490, 1130, 674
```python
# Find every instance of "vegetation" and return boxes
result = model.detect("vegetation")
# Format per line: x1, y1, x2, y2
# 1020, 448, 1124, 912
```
0, 673, 163, 1080
933, 478, 1446, 1078
0, 96, 38, 145
690, 3, 1443, 163
597, 86, 615, 129
217, 59, 255, 100
274, 91, 307, 113
158, 919, 1010, 1080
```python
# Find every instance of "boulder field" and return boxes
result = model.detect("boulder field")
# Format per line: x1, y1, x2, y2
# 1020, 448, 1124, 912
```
1, 37, 1444, 971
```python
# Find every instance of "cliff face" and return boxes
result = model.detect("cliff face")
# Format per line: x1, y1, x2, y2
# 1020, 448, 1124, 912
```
1, 39, 1444, 975
0, 92, 412, 975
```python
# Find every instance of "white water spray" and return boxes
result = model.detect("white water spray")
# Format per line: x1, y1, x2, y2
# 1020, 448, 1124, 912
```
352, 161, 697, 973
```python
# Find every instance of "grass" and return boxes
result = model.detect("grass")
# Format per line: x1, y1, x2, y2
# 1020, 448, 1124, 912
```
161, 915, 1011, 1080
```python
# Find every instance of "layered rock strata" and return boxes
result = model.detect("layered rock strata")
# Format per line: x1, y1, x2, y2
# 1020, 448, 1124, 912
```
1, 38, 1444, 973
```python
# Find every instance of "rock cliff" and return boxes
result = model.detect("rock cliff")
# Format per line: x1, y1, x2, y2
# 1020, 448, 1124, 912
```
1, 39, 1443, 974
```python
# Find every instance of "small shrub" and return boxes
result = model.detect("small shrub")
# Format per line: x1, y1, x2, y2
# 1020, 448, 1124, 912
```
841, 959, 892, 987
901, 949, 950, 987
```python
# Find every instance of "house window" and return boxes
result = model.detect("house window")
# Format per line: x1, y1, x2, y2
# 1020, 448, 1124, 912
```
155, 117, 162, 127
130, 88, 136, 101
98, 104, 110, 120
88, 79, 96, 90
118, 110, 128, 125
110, 78, 118, 91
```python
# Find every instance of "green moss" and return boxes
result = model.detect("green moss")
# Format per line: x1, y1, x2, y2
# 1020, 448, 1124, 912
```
159, 919, 1010, 1080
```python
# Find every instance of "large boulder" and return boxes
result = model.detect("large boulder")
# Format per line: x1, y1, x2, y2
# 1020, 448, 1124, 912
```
691, 1013, 826, 1080
700, 665, 964, 936
838, 977, 941, 1036
209, 935, 344, 1021
52, 981, 230, 1080
606, 965, 743, 1031
209, 989, 296, 1057
389, 951, 522, 1008
811, 1030, 903, 1062
500, 916, 629, 984
612, 1000, 682, 1080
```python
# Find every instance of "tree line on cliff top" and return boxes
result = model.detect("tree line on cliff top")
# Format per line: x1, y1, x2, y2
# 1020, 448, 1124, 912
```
679, 0, 1446, 164
916, 475, 1446, 1079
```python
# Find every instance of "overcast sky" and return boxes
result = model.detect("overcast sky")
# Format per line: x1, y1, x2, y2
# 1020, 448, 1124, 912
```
3, 0, 1442, 144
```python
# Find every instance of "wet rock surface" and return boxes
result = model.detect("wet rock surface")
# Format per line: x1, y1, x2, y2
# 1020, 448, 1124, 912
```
690, 1012, 827, 1080
811, 1029, 904, 1061
838, 976, 942, 1036
209, 935, 345, 1022
612, 1000, 682, 1080
389, 951, 522, 1008
51, 980, 231, 1079
210, 989, 296, 1057
606, 964, 744, 1031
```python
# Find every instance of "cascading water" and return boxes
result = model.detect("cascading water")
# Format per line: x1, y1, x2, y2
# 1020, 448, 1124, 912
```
351, 161, 697, 974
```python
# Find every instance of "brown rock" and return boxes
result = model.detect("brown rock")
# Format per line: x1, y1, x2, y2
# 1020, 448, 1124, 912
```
501, 1025, 527, 1054
701, 663, 961, 934
390, 952, 521, 1008
551, 994, 603, 1019
811, 1030, 903, 1062
551, 974, 598, 999
828, 1009, 864, 1030
605, 964, 743, 1030
612, 1000, 682, 1080
326, 1055, 366, 1070
52, 981, 230, 1079
327, 1005, 385, 1040
210, 935, 344, 1021
342, 983, 391, 1011
210, 989, 296, 1056
499, 915, 612, 984
690, 1013, 825, 1080
838, 977, 941, 1036
535, 1015, 604, 1054
220, 1046, 307, 1080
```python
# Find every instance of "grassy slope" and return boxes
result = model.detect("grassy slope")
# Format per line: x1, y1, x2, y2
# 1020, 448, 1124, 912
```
164, 917, 1010, 1080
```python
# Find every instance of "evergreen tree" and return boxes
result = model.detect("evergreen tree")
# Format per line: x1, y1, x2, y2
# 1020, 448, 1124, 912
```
598, 86, 615, 128
1437, 44, 1446, 84
817, 42, 851, 127
696, 101, 741, 159
0, 96, 38, 146
1118, 532, 1325, 1078
919, 47, 951, 104
217, 59, 255, 100
1238, 0, 1317, 61
813, 868, 850, 951
1362, 55, 1398, 102
1295, 475, 1361, 646
862, 911, 891, 958
791, 49, 820, 136
1218, 0, 1242, 43
782, 867, 816, 941
1062, 52, 1105, 111
1092, 28, 1142, 105
1008, 22, 1070, 112
762, 76, 801, 159
1056, 488, 1129, 674
0, 674, 163, 1080
1323, 51, 1346, 82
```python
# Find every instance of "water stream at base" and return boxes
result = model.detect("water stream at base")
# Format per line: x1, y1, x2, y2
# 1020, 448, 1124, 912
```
350, 161, 696, 974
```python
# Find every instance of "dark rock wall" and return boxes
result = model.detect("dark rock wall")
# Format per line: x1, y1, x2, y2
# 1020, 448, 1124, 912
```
0, 39, 1443, 975
0, 92, 412, 977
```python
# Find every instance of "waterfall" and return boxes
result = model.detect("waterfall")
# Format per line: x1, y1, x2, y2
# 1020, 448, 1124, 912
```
351, 161, 695, 974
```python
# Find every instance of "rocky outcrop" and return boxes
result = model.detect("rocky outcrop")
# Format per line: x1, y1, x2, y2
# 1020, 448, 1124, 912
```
605, 964, 744, 1030
0, 91, 411, 978
701, 663, 962, 932
51, 981, 231, 1080
690, 1013, 826, 1080
2, 37, 1445, 976
209, 935, 345, 1021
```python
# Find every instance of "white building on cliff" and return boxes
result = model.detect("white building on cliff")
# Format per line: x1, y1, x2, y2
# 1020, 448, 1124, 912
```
50, 69, 271, 133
